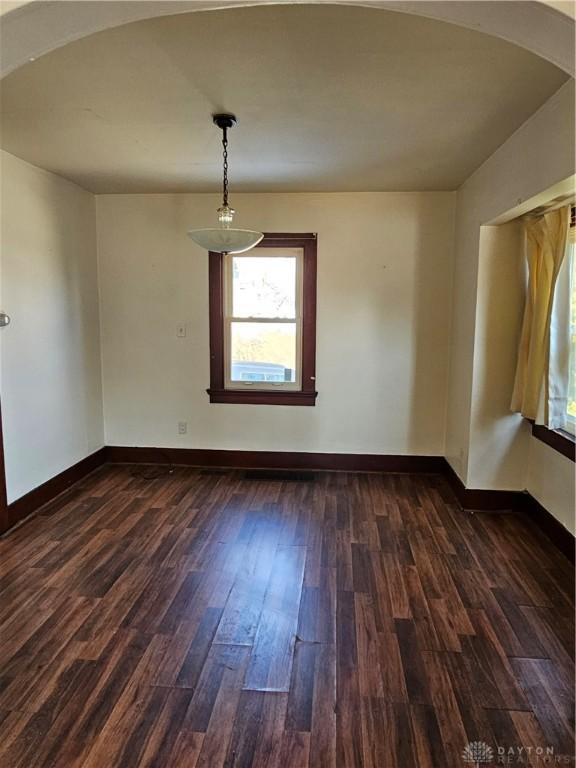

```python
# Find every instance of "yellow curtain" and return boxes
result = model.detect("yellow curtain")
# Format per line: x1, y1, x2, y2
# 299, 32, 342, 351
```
511, 206, 570, 419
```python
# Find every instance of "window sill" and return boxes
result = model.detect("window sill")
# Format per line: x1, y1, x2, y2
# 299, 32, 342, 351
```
207, 388, 318, 406
532, 422, 575, 462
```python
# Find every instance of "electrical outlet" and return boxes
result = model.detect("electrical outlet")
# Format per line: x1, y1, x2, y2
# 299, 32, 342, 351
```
178, 421, 187, 435
176, 323, 186, 338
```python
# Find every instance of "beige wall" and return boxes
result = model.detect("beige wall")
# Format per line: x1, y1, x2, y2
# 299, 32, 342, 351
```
468, 222, 532, 490
446, 81, 575, 486
96, 192, 455, 456
527, 437, 575, 534
0, 150, 103, 502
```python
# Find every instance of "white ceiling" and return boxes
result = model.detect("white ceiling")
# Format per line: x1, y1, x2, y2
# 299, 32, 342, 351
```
0, 4, 569, 193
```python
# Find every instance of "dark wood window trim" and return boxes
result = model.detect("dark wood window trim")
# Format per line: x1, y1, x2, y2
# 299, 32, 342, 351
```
531, 423, 575, 462
207, 233, 318, 406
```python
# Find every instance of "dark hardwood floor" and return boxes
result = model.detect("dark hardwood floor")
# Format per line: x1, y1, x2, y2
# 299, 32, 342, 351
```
0, 465, 573, 767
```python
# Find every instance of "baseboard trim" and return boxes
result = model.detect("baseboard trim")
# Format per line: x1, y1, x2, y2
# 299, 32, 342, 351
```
520, 492, 575, 564
105, 446, 446, 474
443, 460, 574, 563
3, 447, 107, 535
442, 461, 522, 512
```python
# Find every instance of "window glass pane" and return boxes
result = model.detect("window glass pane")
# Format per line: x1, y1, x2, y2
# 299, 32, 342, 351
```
230, 322, 297, 383
232, 256, 296, 318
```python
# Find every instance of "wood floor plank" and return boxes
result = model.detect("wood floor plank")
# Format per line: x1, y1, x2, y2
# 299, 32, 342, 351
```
192, 646, 249, 768
162, 728, 204, 768
79, 634, 172, 768
213, 511, 282, 646
468, 608, 531, 711
308, 643, 336, 768
134, 687, 196, 767
381, 552, 412, 619
360, 699, 416, 768
511, 657, 575, 755
0, 465, 572, 767
421, 651, 470, 768
222, 689, 265, 768
180, 643, 247, 732
243, 545, 306, 692
286, 641, 317, 732
395, 617, 431, 705
296, 566, 336, 643
355, 592, 384, 699
336, 663, 364, 768
279, 731, 310, 768
410, 703, 448, 768
251, 691, 289, 768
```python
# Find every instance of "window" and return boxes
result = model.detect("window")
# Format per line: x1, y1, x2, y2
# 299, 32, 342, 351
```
207, 233, 317, 405
532, 205, 575, 461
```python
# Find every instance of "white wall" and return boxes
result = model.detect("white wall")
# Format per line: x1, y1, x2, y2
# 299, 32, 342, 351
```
0, 150, 103, 503
446, 81, 575, 486
527, 437, 575, 534
96, 192, 455, 456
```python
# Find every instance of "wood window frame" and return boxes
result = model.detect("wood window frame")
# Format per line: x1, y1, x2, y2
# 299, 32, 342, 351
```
532, 423, 575, 462
207, 233, 318, 406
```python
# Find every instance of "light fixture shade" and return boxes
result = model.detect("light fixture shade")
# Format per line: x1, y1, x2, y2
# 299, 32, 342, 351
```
187, 227, 264, 254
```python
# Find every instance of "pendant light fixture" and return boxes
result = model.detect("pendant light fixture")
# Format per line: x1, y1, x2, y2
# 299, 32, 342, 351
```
187, 114, 264, 254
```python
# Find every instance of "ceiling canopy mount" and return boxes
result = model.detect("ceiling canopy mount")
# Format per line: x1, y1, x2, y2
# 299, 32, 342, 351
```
212, 113, 237, 130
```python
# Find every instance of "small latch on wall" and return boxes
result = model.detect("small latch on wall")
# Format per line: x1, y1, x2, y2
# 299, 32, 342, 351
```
0, 312, 10, 328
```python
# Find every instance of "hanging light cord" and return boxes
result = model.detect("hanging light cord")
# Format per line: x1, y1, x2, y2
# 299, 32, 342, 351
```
222, 126, 229, 207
